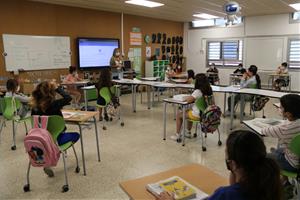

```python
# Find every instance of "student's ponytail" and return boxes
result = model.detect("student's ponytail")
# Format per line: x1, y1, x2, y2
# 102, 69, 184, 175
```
227, 131, 282, 200
255, 74, 261, 89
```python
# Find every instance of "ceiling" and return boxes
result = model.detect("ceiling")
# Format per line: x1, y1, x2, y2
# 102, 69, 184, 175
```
30, 0, 300, 22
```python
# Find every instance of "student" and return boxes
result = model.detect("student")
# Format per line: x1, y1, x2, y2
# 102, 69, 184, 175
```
110, 48, 123, 79
63, 66, 82, 108
158, 130, 282, 200
225, 65, 261, 116
5, 79, 30, 118
262, 94, 300, 195
96, 68, 112, 121
187, 69, 195, 84
273, 62, 289, 91
207, 63, 219, 85
171, 73, 213, 140
31, 81, 80, 177
233, 63, 244, 74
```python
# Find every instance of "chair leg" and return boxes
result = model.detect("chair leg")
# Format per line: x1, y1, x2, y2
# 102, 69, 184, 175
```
72, 145, 80, 173
200, 125, 206, 152
24, 121, 28, 135
11, 121, 16, 150
0, 120, 5, 143
61, 151, 69, 192
217, 128, 222, 146
194, 123, 198, 138
23, 161, 31, 192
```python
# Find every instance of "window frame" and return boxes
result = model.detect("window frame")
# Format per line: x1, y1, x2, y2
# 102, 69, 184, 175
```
287, 38, 300, 70
206, 39, 243, 68
289, 12, 300, 24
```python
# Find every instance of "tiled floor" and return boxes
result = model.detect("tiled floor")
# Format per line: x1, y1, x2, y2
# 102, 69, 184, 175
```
0, 92, 280, 199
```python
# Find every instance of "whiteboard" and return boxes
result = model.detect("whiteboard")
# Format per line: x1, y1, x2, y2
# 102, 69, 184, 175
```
2, 34, 71, 71
245, 37, 284, 70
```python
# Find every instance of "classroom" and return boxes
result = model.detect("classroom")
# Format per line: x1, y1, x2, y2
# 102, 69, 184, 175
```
0, 0, 300, 199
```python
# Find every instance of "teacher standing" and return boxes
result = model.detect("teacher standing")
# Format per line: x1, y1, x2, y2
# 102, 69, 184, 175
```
110, 48, 123, 79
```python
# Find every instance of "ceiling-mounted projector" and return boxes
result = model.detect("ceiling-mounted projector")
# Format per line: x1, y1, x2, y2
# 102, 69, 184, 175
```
223, 1, 241, 26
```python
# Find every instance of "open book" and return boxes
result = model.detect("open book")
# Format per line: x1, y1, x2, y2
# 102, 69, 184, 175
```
252, 118, 282, 128
146, 176, 208, 200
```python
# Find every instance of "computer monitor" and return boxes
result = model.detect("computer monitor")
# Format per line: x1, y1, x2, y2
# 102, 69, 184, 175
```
123, 60, 131, 70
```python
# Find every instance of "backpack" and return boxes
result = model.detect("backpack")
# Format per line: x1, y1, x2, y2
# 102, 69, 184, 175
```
200, 97, 222, 133
251, 96, 270, 111
108, 88, 120, 108
24, 116, 60, 167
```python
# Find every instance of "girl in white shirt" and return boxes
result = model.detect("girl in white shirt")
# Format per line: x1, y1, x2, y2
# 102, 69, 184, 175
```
171, 73, 213, 141
273, 62, 289, 91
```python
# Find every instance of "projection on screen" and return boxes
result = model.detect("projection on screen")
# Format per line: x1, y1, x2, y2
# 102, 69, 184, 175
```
77, 38, 119, 69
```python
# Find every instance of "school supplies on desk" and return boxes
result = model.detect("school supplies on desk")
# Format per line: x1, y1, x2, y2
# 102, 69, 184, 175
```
146, 176, 208, 200
62, 111, 87, 120
173, 94, 190, 102
252, 118, 282, 128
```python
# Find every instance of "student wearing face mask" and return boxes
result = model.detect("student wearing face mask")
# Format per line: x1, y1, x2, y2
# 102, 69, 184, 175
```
5, 79, 30, 118
63, 66, 82, 108
157, 130, 282, 200
110, 48, 123, 79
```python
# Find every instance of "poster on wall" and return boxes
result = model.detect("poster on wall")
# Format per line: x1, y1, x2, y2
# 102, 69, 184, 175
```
146, 46, 151, 58
130, 32, 142, 46
128, 48, 142, 74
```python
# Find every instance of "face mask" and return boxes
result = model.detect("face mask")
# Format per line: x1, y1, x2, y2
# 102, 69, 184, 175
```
116, 53, 120, 56
17, 85, 20, 92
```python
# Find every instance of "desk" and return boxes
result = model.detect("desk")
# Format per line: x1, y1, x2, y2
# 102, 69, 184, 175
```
119, 163, 227, 200
171, 78, 188, 84
267, 73, 291, 91
243, 118, 284, 136
163, 98, 191, 146
140, 77, 160, 81
62, 109, 100, 176
61, 80, 89, 86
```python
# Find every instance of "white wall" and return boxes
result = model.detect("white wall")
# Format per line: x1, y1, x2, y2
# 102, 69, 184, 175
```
184, 14, 300, 91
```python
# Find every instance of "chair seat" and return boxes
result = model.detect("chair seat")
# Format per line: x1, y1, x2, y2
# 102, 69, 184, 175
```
281, 170, 298, 178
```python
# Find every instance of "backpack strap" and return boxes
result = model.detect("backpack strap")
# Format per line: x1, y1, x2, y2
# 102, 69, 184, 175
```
40, 116, 49, 129
32, 115, 40, 128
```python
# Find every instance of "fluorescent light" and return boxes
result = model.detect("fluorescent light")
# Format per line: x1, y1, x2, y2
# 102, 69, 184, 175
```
289, 3, 300, 11
193, 13, 219, 19
191, 20, 215, 27
125, 0, 164, 8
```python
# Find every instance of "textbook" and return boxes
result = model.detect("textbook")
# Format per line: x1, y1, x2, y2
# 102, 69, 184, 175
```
173, 94, 190, 102
146, 176, 208, 200
252, 118, 283, 128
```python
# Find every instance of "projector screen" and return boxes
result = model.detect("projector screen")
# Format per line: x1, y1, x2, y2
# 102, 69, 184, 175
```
77, 38, 119, 69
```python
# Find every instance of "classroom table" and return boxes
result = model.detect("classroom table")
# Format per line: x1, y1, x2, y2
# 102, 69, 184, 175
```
267, 73, 291, 91
163, 98, 190, 146
119, 163, 227, 200
62, 109, 100, 176
60, 80, 89, 86
243, 118, 284, 136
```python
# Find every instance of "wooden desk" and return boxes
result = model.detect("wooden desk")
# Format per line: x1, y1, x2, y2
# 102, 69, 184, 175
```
62, 109, 100, 176
119, 163, 227, 200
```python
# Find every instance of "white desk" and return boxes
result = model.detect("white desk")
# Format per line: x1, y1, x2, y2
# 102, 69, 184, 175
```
267, 73, 291, 91
140, 77, 160, 81
163, 98, 190, 146
243, 118, 284, 136
61, 80, 89, 86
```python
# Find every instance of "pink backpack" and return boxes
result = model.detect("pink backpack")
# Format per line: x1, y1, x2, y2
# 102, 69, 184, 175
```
24, 116, 60, 167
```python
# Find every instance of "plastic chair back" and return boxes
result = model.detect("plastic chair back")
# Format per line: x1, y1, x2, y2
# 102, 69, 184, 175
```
99, 87, 112, 106
86, 88, 98, 101
195, 97, 207, 114
47, 115, 65, 141
289, 134, 300, 157
3, 97, 19, 120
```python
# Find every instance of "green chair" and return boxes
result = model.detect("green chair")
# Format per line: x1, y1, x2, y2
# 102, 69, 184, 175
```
24, 115, 80, 193
187, 96, 222, 151
281, 134, 300, 199
2, 96, 31, 150
85, 88, 98, 110
96, 86, 124, 130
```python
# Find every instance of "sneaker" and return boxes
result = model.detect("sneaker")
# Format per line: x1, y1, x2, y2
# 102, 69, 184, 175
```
43, 167, 54, 177
170, 133, 180, 141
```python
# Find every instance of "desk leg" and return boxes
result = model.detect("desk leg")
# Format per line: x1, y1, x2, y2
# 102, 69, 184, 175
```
163, 102, 167, 140
134, 85, 137, 112
84, 90, 88, 111
147, 85, 151, 109
152, 87, 154, 107
131, 85, 136, 113
230, 93, 234, 130
93, 116, 101, 162
223, 93, 227, 114
182, 106, 186, 146
78, 124, 86, 176
240, 94, 245, 123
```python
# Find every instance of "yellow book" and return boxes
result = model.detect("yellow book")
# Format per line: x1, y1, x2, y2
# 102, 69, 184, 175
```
146, 176, 208, 200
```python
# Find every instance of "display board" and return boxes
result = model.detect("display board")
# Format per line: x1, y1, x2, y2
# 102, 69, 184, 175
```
2, 34, 71, 71
245, 37, 284, 70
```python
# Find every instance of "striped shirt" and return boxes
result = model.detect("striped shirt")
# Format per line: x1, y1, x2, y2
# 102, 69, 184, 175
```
261, 119, 300, 168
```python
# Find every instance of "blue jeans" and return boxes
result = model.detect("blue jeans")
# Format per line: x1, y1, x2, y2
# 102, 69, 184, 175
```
268, 148, 298, 173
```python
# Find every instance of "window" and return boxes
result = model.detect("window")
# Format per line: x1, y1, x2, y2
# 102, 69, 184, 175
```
289, 12, 300, 23
207, 40, 243, 67
288, 39, 300, 69
190, 17, 243, 28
